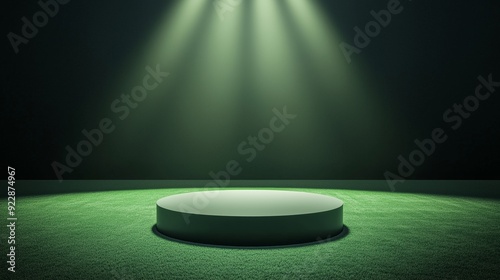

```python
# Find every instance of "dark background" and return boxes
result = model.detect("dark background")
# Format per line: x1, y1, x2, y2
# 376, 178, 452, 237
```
2, 0, 500, 180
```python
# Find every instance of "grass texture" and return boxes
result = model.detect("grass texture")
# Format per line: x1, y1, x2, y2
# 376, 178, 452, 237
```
2, 188, 499, 279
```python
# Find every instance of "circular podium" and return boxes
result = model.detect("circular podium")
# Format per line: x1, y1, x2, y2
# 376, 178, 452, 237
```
156, 190, 344, 246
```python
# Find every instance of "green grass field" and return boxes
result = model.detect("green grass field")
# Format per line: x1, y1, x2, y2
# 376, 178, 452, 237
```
3, 188, 500, 279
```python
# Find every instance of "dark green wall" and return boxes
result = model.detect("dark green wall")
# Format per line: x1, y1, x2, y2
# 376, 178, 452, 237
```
3, 0, 500, 183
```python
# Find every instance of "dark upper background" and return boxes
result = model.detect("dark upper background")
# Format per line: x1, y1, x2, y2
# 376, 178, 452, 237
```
2, 0, 500, 180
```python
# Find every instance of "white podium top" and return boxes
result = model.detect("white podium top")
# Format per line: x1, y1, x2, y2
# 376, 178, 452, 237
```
157, 190, 343, 217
